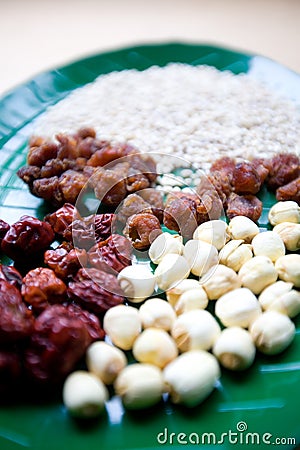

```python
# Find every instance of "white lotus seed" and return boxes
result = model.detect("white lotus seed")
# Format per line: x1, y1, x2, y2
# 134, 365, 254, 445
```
139, 298, 176, 331
63, 371, 108, 418
166, 279, 201, 307
193, 219, 229, 250
273, 222, 300, 251
250, 311, 295, 355
201, 264, 241, 300
163, 350, 220, 407
154, 254, 190, 291
183, 239, 219, 277
174, 287, 208, 315
219, 239, 253, 272
86, 341, 127, 385
149, 232, 184, 264
213, 327, 256, 370
268, 201, 300, 226
259, 281, 300, 318
251, 231, 285, 262
215, 287, 261, 328
275, 254, 300, 288
117, 265, 156, 302
228, 216, 259, 243
114, 363, 164, 409
171, 309, 221, 352
103, 305, 141, 350
133, 328, 178, 368
238, 256, 278, 294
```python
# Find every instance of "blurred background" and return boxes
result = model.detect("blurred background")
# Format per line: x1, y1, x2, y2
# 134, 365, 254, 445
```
0, 0, 300, 95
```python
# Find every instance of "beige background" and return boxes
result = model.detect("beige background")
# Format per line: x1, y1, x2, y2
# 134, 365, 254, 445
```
0, 0, 300, 95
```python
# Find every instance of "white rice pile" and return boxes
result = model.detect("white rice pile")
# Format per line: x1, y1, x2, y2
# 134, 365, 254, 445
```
33, 63, 300, 173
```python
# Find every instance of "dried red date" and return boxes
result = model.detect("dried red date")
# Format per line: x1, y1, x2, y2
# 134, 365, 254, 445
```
71, 213, 116, 249
1, 216, 55, 261
88, 234, 132, 273
226, 193, 263, 222
21, 268, 67, 313
94, 213, 116, 241
44, 203, 76, 239
44, 245, 87, 279
124, 212, 162, 250
0, 264, 23, 289
68, 268, 125, 314
25, 303, 104, 383
0, 219, 10, 245
0, 280, 34, 344
0, 348, 23, 394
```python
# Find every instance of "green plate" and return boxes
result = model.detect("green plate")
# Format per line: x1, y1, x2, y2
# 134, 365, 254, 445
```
0, 43, 299, 450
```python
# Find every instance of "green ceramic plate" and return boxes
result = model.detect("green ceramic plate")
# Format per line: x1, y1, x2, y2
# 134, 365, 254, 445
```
0, 43, 299, 450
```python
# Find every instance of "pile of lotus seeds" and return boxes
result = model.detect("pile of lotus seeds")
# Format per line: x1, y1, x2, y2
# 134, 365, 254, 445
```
63, 200, 300, 418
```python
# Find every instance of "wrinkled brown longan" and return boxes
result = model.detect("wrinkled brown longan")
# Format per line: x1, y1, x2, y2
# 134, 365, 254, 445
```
91, 163, 128, 206
0, 280, 34, 344
27, 140, 58, 167
25, 303, 104, 384
164, 190, 222, 238
124, 212, 162, 250
88, 234, 132, 274
232, 162, 262, 195
163, 192, 199, 238
116, 194, 153, 225
87, 142, 136, 167
44, 245, 87, 279
276, 177, 300, 205
197, 172, 231, 205
251, 158, 270, 184
210, 156, 236, 175
18, 129, 157, 207
1, 216, 55, 262
138, 189, 165, 222
58, 170, 90, 204
266, 153, 300, 191
68, 268, 125, 315
21, 268, 67, 313
226, 193, 263, 222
